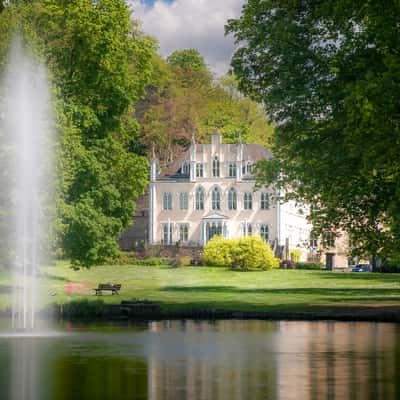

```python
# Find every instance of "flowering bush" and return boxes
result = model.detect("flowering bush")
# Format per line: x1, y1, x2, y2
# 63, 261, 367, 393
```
203, 236, 279, 270
202, 235, 234, 267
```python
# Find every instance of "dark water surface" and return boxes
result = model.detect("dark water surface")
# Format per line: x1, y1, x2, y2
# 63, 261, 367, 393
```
0, 320, 399, 400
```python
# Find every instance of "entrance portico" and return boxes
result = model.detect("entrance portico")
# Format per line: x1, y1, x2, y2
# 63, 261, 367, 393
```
202, 213, 229, 244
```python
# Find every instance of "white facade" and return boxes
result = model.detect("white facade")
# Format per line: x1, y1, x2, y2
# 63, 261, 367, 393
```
149, 133, 312, 260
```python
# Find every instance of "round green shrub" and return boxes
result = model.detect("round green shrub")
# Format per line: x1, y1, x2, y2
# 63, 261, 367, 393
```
203, 235, 279, 270
231, 236, 279, 270
203, 235, 234, 267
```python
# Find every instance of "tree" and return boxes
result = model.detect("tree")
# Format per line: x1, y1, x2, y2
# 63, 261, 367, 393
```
0, 0, 156, 267
167, 49, 208, 72
226, 0, 400, 262
137, 50, 274, 165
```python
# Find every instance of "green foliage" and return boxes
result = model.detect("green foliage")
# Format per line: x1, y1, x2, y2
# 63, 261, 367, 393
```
295, 262, 324, 271
175, 256, 193, 267
203, 236, 234, 267
226, 0, 400, 261
133, 257, 167, 266
231, 236, 279, 271
289, 250, 302, 263
203, 236, 279, 271
167, 49, 208, 72
0, 1, 156, 267
137, 51, 274, 164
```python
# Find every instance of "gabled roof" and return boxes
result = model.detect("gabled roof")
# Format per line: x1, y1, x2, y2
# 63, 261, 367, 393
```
159, 143, 272, 179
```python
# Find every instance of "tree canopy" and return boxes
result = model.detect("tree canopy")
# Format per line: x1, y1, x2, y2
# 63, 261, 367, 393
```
0, 0, 156, 267
226, 0, 400, 262
136, 50, 274, 166
167, 49, 208, 72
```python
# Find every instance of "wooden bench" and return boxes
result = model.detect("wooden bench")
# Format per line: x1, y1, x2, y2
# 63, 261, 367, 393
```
93, 284, 121, 296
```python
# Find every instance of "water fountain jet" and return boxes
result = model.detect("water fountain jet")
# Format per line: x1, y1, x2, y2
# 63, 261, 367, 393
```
1, 36, 54, 332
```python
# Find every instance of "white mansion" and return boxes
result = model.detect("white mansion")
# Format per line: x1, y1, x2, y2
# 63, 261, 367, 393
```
148, 132, 315, 261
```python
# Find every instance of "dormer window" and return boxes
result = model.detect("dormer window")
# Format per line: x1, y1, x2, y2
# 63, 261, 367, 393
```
182, 162, 190, 175
242, 161, 253, 175
246, 162, 253, 174
212, 156, 220, 177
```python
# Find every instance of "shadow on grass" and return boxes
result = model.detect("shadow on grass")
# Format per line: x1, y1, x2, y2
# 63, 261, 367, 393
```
40, 272, 70, 282
161, 285, 400, 301
314, 271, 400, 283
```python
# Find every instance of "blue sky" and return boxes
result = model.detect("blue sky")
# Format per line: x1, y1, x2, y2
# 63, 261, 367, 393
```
128, 0, 245, 75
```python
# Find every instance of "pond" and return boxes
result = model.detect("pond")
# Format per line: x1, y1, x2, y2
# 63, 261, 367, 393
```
0, 320, 399, 399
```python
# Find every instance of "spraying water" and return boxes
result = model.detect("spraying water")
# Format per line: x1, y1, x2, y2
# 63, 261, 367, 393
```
0, 37, 54, 331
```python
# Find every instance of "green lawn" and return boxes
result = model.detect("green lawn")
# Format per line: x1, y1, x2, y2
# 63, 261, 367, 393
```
1, 262, 399, 314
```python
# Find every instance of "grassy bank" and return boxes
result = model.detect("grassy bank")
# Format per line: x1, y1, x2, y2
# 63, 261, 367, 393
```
1, 262, 399, 318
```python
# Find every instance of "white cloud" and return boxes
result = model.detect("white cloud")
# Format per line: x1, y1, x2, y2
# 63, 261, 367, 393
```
128, 0, 245, 75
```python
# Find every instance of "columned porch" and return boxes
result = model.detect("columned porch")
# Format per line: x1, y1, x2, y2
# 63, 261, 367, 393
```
201, 213, 229, 245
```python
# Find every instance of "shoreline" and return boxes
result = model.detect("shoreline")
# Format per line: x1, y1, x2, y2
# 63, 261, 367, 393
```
52, 302, 400, 323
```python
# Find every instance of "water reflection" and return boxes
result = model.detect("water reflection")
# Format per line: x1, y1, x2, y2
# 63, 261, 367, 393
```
10, 338, 40, 400
0, 320, 399, 400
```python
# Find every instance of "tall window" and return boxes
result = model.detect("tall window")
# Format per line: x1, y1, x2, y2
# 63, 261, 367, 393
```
196, 163, 204, 177
323, 232, 335, 248
260, 193, 270, 210
243, 222, 252, 236
162, 192, 172, 210
228, 188, 237, 210
162, 224, 173, 245
212, 156, 220, 177
246, 162, 253, 174
244, 192, 252, 210
229, 163, 237, 177
195, 187, 205, 210
179, 192, 188, 210
310, 233, 318, 248
179, 224, 189, 242
260, 224, 269, 241
182, 162, 190, 175
212, 187, 221, 210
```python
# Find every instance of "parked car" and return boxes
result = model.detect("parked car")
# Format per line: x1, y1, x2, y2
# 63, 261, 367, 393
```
351, 264, 371, 272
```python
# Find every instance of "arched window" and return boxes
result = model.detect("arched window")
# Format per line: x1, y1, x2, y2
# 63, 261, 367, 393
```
195, 187, 205, 210
244, 192, 252, 210
212, 156, 220, 177
228, 188, 237, 210
212, 187, 221, 210
260, 224, 269, 241
260, 192, 270, 210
